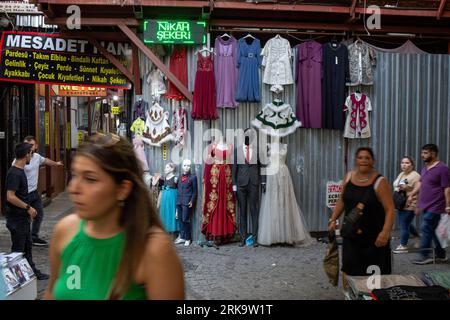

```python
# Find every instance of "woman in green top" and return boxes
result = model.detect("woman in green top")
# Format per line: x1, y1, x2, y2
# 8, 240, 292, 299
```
44, 133, 184, 300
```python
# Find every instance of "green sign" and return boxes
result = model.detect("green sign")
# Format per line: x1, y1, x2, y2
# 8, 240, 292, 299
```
143, 20, 206, 44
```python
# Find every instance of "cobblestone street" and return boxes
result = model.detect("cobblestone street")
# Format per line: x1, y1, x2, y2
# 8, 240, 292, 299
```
1, 192, 449, 300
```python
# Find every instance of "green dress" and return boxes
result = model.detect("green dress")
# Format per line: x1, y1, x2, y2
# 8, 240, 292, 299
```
53, 220, 146, 300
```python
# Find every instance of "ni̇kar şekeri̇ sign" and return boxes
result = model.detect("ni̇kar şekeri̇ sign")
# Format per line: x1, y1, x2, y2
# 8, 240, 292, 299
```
0, 32, 131, 89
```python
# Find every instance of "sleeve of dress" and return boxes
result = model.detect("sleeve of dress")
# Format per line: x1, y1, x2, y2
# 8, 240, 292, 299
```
344, 46, 350, 84
295, 45, 300, 84
261, 40, 268, 67
236, 40, 242, 68
369, 46, 377, 67
344, 95, 351, 112
257, 40, 263, 69
366, 95, 372, 112
214, 37, 219, 83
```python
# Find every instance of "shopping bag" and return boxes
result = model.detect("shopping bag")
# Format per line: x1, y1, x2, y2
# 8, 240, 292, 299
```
323, 232, 339, 286
435, 214, 450, 249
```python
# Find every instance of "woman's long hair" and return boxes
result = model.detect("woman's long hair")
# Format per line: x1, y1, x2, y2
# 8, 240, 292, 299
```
77, 133, 162, 299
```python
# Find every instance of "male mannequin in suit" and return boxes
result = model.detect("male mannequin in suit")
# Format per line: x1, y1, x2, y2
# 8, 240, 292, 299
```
175, 159, 198, 247
233, 128, 266, 247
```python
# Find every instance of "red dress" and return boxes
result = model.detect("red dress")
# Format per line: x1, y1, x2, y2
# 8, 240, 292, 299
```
192, 52, 218, 120
165, 45, 188, 101
202, 143, 237, 243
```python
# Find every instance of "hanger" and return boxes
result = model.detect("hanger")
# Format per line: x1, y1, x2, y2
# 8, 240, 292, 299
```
275, 34, 281, 39
220, 33, 230, 39
243, 33, 255, 40
195, 46, 215, 55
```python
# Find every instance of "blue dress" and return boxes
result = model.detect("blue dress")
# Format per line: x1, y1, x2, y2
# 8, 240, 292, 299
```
236, 37, 262, 102
160, 176, 179, 233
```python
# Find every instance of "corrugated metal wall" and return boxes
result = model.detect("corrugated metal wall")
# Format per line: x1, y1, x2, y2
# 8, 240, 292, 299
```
137, 46, 450, 241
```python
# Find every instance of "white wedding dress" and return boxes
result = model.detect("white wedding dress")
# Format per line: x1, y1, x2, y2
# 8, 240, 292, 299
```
258, 143, 313, 246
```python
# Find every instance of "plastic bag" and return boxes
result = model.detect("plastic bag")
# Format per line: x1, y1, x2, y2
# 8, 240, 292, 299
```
435, 214, 450, 248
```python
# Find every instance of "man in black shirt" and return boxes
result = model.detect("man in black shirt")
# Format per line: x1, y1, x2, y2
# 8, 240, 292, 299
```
5, 143, 49, 280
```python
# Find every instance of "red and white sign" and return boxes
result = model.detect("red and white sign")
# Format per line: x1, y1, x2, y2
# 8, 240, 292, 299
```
326, 181, 343, 209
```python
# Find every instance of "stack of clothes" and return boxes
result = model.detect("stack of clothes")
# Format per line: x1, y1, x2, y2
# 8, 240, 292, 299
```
346, 274, 450, 300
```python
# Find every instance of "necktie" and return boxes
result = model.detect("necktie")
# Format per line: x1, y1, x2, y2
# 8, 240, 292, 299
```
181, 175, 188, 183
246, 146, 250, 163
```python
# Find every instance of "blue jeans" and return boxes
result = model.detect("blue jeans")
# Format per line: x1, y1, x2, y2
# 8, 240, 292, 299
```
398, 210, 419, 246
419, 211, 446, 259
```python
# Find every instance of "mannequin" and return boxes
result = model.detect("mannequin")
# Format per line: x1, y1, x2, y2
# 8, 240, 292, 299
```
175, 159, 198, 247
233, 128, 266, 247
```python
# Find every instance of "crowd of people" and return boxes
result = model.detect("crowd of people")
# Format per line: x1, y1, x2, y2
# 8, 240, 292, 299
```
3, 133, 449, 299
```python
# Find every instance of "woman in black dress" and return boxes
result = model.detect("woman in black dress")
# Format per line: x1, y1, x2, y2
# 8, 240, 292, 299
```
328, 147, 395, 289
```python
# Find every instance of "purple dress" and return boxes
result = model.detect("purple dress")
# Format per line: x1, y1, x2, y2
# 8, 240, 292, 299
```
295, 41, 323, 129
214, 36, 238, 108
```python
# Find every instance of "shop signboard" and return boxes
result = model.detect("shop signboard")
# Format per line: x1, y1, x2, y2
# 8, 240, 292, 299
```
326, 181, 343, 209
143, 20, 206, 44
0, 1, 41, 14
0, 31, 131, 89
51, 85, 107, 97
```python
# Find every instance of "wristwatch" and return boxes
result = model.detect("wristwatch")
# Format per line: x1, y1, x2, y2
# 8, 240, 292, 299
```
25, 204, 30, 210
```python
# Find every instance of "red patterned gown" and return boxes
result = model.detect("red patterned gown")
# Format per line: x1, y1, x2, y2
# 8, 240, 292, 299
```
192, 52, 218, 120
201, 143, 237, 243
165, 45, 188, 101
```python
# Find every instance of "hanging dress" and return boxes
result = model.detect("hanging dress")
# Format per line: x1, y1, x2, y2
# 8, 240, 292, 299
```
165, 45, 188, 101
343, 93, 372, 139
258, 143, 314, 246
142, 102, 174, 147
159, 176, 179, 233
236, 37, 262, 102
192, 52, 218, 120
202, 142, 237, 243
171, 106, 187, 146
146, 68, 167, 99
251, 101, 301, 137
214, 36, 238, 108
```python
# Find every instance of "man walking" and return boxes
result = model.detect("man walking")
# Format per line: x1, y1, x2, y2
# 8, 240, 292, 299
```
18, 136, 63, 246
413, 144, 450, 265
5, 143, 49, 280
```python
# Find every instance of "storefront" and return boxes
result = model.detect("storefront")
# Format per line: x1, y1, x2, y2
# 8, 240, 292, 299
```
8, 1, 450, 241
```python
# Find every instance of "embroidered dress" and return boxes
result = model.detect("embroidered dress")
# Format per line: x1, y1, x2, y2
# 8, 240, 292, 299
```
166, 45, 188, 101
214, 36, 238, 108
346, 41, 377, 86
201, 143, 237, 243
261, 35, 294, 92
146, 68, 166, 98
192, 52, 218, 120
130, 118, 145, 137
236, 37, 262, 102
343, 93, 372, 139
171, 106, 187, 146
251, 101, 301, 137
142, 102, 174, 147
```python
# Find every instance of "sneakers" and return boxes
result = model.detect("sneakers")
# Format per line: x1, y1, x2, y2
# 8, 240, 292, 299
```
393, 245, 409, 254
174, 237, 185, 245
412, 257, 434, 265
34, 270, 49, 280
184, 240, 191, 247
32, 238, 48, 246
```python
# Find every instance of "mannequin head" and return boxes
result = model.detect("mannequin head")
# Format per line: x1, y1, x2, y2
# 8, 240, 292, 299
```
164, 163, 176, 175
182, 159, 192, 174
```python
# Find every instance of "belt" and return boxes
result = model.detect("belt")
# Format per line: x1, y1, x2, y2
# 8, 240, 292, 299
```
243, 53, 257, 58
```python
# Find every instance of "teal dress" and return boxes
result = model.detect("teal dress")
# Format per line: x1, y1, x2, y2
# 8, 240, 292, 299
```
53, 220, 146, 300
159, 176, 179, 233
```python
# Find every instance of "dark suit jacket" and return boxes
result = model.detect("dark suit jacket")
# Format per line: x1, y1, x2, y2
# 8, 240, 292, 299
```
233, 145, 266, 187
176, 173, 198, 206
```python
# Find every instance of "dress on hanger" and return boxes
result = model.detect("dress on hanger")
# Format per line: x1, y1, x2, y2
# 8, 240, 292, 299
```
236, 37, 262, 102
192, 52, 218, 120
295, 40, 323, 129
171, 106, 187, 146
146, 68, 167, 98
160, 176, 179, 233
258, 143, 313, 246
132, 136, 149, 172
142, 102, 174, 147
214, 36, 238, 108
130, 117, 145, 136
133, 99, 148, 119
322, 42, 349, 130
261, 35, 294, 92
165, 45, 188, 101
343, 93, 372, 139
251, 101, 301, 137
202, 142, 237, 243
346, 41, 377, 86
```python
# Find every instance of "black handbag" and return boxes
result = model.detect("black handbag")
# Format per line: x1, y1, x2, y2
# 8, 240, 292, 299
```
340, 187, 372, 239
393, 190, 407, 210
